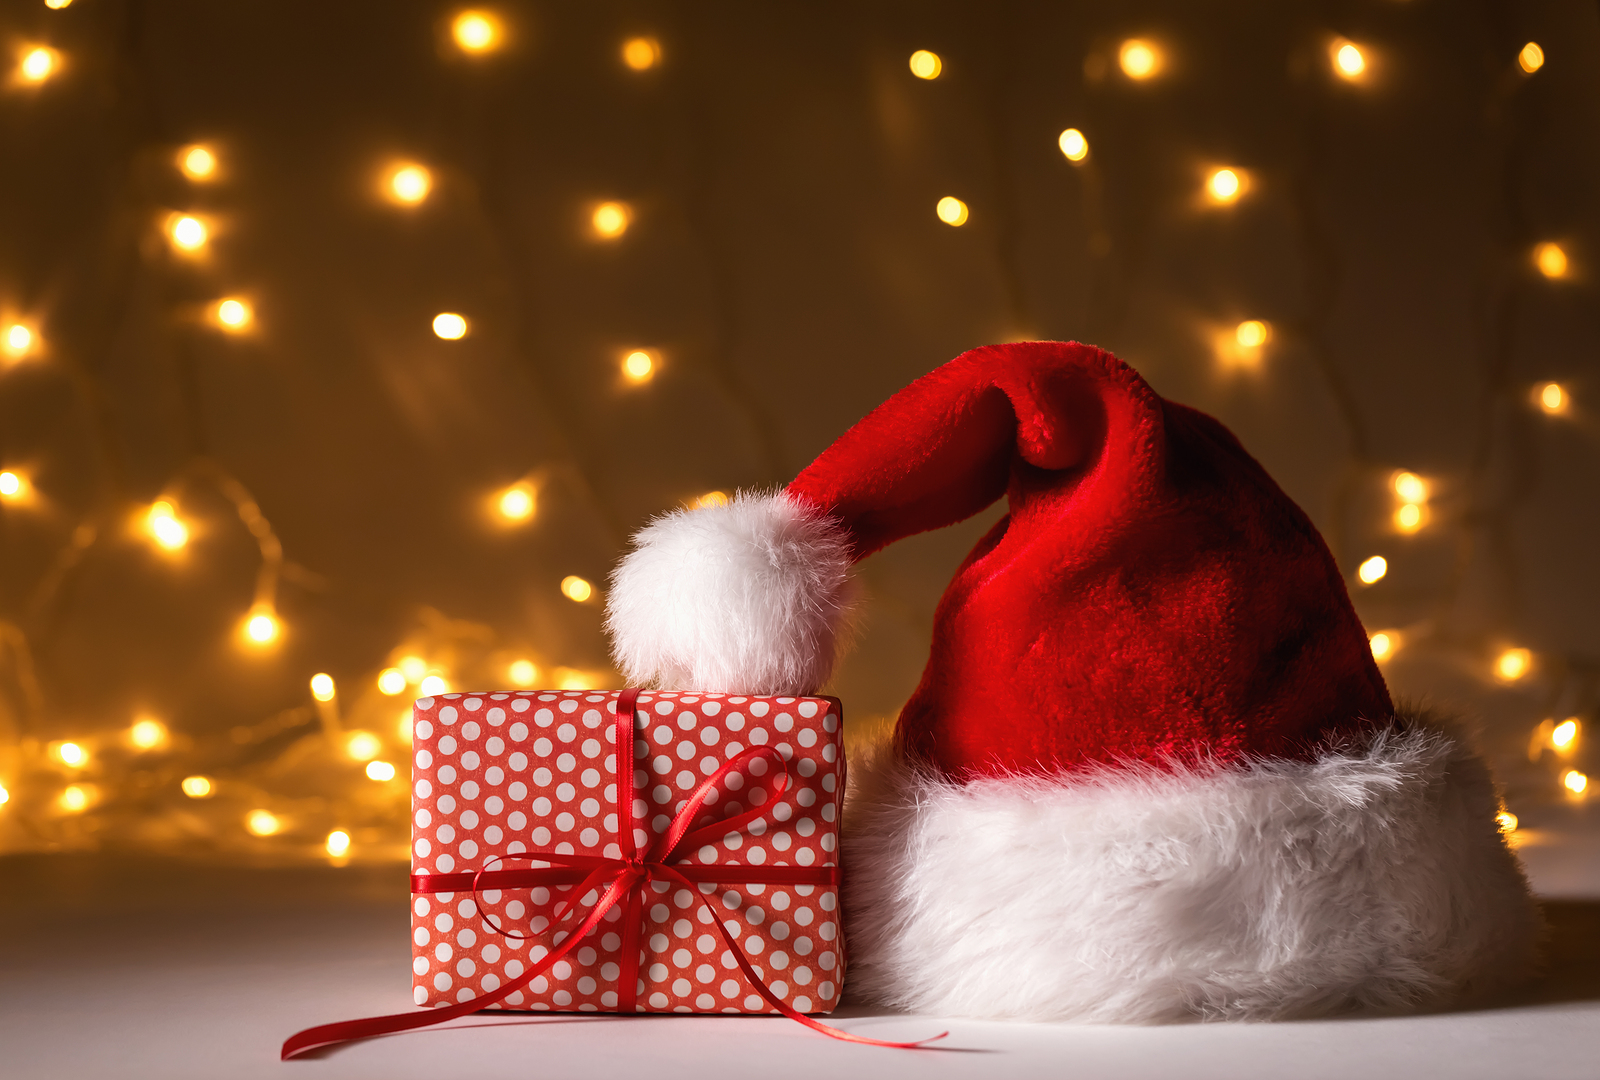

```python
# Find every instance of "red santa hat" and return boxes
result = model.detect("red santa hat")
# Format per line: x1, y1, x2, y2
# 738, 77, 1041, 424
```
605, 341, 1538, 1022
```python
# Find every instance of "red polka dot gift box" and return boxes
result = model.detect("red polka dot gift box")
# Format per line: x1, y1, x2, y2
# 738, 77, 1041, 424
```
408, 688, 845, 1016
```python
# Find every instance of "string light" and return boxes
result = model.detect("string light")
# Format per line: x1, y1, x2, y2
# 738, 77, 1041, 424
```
908, 50, 942, 80
560, 575, 594, 602
508, 659, 538, 686
496, 484, 535, 522
399, 656, 428, 682
1357, 555, 1387, 584
592, 202, 630, 239
1534, 242, 1568, 279
167, 214, 208, 252
452, 11, 501, 54
1369, 631, 1399, 661
377, 668, 407, 695
1495, 810, 1518, 834
1518, 42, 1544, 74
19, 47, 57, 84
146, 500, 189, 552
1563, 770, 1588, 796
345, 732, 381, 761
1552, 718, 1579, 751
179, 145, 217, 181
418, 674, 450, 696
54, 741, 86, 767
245, 809, 281, 836
1332, 41, 1366, 80
0, 472, 20, 500
432, 312, 468, 339
60, 785, 89, 813
387, 164, 432, 205
1536, 382, 1567, 414
1494, 647, 1532, 682
1118, 40, 1160, 80
325, 829, 351, 856
310, 673, 336, 702
366, 760, 397, 782
1058, 128, 1089, 163
936, 196, 969, 226
1206, 168, 1243, 204
213, 298, 252, 330
181, 775, 214, 798
622, 37, 661, 71
3, 324, 33, 358
622, 349, 655, 383
129, 717, 168, 750
243, 606, 281, 647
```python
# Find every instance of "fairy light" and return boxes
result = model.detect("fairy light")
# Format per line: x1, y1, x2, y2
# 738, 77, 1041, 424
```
508, 659, 538, 686
1394, 503, 1425, 532
325, 829, 351, 856
1518, 42, 1544, 74
245, 809, 281, 836
1119, 40, 1160, 80
622, 37, 660, 70
310, 673, 336, 702
1234, 320, 1269, 349
129, 717, 168, 750
1535, 243, 1568, 279
1537, 383, 1567, 414
181, 775, 214, 798
345, 732, 381, 761
1552, 719, 1579, 751
1207, 169, 1242, 204
560, 575, 594, 602
418, 674, 450, 696
1357, 555, 1387, 585
1494, 647, 1532, 682
1333, 41, 1366, 79
366, 760, 397, 782
5, 324, 36, 358
0, 472, 24, 499
1369, 631, 1398, 661
592, 202, 630, 239
432, 312, 468, 340
399, 656, 428, 683
908, 50, 942, 80
168, 215, 208, 252
1392, 472, 1427, 504
388, 165, 432, 205
1495, 810, 1518, 834
377, 667, 407, 695
179, 146, 216, 181
452, 11, 500, 53
622, 349, 655, 382
20, 47, 57, 83
1563, 770, 1589, 796
936, 197, 969, 226
54, 741, 86, 767
214, 298, 252, 330
146, 501, 189, 551
60, 785, 89, 813
1058, 128, 1088, 163
243, 606, 281, 646
497, 484, 534, 521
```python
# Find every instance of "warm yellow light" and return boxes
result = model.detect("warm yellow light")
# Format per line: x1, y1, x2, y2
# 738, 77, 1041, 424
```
326, 829, 351, 856
0, 472, 22, 499
346, 731, 381, 761
1334, 42, 1366, 79
1207, 168, 1242, 203
181, 775, 214, 798
1518, 42, 1544, 74
245, 809, 281, 836
46, 0, 75, 9
592, 201, 630, 239
244, 608, 281, 646
1495, 810, 1518, 834
555, 667, 593, 691
397, 713, 414, 744
1392, 471, 1428, 503
215, 298, 251, 329
55, 741, 87, 767
560, 575, 594, 602
1534, 242, 1568, 279
1394, 503, 1424, 532
622, 350, 655, 382
908, 50, 942, 80
432, 312, 468, 340
377, 667, 408, 695
146, 500, 189, 551
309, 673, 336, 702
366, 759, 398, 782
508, 659, 538, 686
1357, 555, 1387, 585
1552, 719, 1579, 750
1234, 320, 1269, 349
418, 674, 450, 697
399, 656, 428, 682
179, 146, 216, 180
1369, 631, 1397, 661
693, 490, 730, 510
389, 165, 432, 205
622, 37, 660, 71
1119, 40, 1159, 80
169, 215, 207, 251
20, 47, 56, 83
5, 324, 35, 356
130, 718, 168, 750
1494, 647, 1532, 682
59, 785, 88, 813
1058, 128, 1088, 162
452, 11, 500, 53
0, 783, 8, 805
497, 485, 534, 521
936, 196, 969, 226
1563, 769, 1588, 795
1537, 382, 1566, 414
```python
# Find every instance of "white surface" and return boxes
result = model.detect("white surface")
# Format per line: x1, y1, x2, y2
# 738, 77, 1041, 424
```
2, 850, 1597, 1080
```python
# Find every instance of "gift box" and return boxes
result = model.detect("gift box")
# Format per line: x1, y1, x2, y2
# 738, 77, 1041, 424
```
407, 689, 845, 1016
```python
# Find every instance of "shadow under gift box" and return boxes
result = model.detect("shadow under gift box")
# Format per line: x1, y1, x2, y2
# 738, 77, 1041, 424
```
409, 689, 846, 1014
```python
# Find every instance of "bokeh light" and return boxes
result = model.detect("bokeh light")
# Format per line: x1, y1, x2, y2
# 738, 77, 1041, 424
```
20, 47, 57, 84
1518, 42, 1544, 74
345, 732, 381, 761
366, 760, 397, 782
388, 164, 432, 205
1537, 383, 1567, 414
560, 575, 593, 602
0, 472, 23, 499
1369, 631, 1398, 661
452, 11, 500, 53
592, 201, 630, 238
54, 741, 86, 767
908, 50, 941, 79
1357, 555, 1387, 585
3, 324, 33, 358
377, 668, 407, 695
1058, 128, 1088, 162
181, 776, 214, 799
936, 196, 969, 226
1563, 769, 1588, 796
325, 829, 351, 856
146, 501, 189, 552
129, 718, 168, 750
1235, 320, 1269, 348
168, 215, 208, 252
622, 37, 660, 70
508, 659, 538, 686
418, 674, 450, 696
1119, 40, 1159, 80
214, 298, 252, 330
245, 809, 281, 836
622, 349, 655, 382
1552, 719, 1579, 751
243, 607, 281, 646
1207, 168, 1242, 203
310, 673, 336, 702
179, 145, 216, 180
1495, 647, 1532, 682
432, 312, 468, 339
1535, 242, 1568, 279
1333, 41, 1366, 79
60, 785, 89, 812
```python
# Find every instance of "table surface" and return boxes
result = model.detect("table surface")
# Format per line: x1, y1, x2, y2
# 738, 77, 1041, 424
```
4, 823, 1599, 1080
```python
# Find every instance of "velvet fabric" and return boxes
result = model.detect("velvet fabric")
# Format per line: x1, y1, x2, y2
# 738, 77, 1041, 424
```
787, 341, 1392, 779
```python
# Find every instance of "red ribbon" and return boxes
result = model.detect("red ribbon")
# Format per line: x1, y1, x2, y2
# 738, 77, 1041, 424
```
282, 689, 944, 1059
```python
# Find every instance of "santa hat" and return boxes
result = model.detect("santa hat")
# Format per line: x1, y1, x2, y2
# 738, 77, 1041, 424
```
606, 341, 1538, 1022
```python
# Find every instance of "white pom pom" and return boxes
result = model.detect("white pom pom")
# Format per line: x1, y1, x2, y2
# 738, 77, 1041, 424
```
605, 491, 854, 695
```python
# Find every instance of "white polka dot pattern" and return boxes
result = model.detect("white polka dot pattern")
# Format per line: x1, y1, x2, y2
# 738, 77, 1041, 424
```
411, 691, 843, 1016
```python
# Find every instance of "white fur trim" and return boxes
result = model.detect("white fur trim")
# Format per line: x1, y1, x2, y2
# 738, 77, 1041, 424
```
605, 491, 854, 695
843, 721, 1540, 1022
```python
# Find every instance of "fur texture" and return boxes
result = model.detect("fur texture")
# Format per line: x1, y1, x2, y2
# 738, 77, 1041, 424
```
605, 490, 855, 695
843, 716, 1540, 1022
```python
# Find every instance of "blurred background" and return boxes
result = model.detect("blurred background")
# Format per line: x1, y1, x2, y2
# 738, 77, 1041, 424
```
0, 0, 1595, 864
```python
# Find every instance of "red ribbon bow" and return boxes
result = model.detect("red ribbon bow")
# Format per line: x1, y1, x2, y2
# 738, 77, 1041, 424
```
282, 689, 944, 1058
